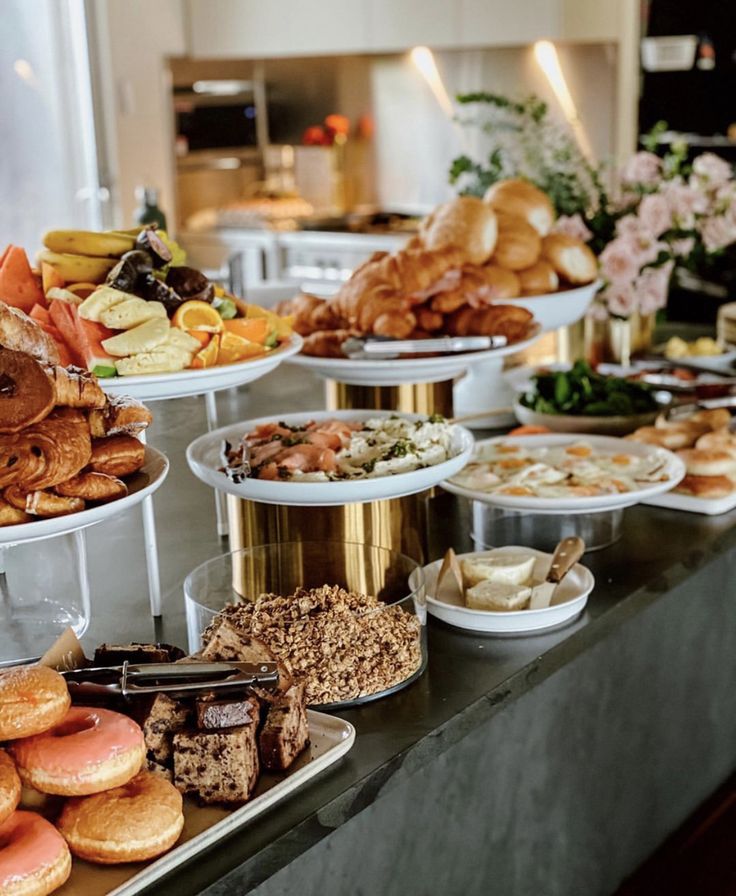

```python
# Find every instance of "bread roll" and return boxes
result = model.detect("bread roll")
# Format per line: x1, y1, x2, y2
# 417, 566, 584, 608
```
675, 474, 735, 499
491, 213, 542, 271
484, 178, 555, 236
420, 197, 498, 265
676, 448, 736, 478
541, 233, 598, 285
479, 265, 521, 299
517, 260, 559, 296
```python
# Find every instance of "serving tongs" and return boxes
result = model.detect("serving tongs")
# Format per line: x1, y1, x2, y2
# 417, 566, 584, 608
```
341, 335, 506, 359
61, 661, 279, 698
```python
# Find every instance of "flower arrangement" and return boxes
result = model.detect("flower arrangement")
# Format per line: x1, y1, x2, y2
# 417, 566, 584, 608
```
450, 95, 736, 319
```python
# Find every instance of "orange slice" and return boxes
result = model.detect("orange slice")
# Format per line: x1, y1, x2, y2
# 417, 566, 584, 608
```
187, 329, 211, 348
172, 300, 223, 333
217, 332, 267, 365
223, 317, 269, 344
191, 335, 220, 368
65, 282, 100, 299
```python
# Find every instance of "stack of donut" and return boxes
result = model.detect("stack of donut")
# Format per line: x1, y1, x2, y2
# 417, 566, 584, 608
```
0, 302, 152, 526
0, 665, 184, 896
278, 179, 599, 358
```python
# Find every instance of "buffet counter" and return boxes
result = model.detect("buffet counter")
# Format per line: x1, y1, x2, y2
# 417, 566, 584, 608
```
144, 490, 736, 896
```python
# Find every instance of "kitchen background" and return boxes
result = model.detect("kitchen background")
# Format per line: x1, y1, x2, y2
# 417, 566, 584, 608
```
4, 0, 735, 295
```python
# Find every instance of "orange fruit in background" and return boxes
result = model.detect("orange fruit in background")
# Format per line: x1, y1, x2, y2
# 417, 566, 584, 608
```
187, 329, 211, 348
191, 335, 220, 369
172, 300, 223, 333
222, 317, 269, 344
217, 332, 267, 365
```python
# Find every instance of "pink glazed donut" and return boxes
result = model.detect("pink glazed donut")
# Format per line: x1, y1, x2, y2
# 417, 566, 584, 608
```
0, 810, 71, 896
9, 707, 145, 796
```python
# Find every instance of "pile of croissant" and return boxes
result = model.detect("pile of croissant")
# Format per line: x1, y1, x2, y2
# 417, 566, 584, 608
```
0, 302, 152, 526
279, 179, 598, 358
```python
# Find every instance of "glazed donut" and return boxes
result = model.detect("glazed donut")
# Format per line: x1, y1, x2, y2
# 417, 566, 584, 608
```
0, 666, 70, 741
10, 707, 145, 796
58, 770, 184, 864
0, 498, 30, 526
0, 751, 20, 825
0, 811, 71, 896
55, 472, 127, 503
3, 486, 85, 518
89, 434, 145, 477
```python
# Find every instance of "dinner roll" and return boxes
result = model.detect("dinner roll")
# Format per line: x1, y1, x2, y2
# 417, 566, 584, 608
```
626, 426, 693, 450
541, 233, 598, 285
484, 178, 555, 236
676, 448, 736, 477
675, 474, 735, 499
421, 197, 498, 265
517, 259, 559, 295
491, 213, 542, 271
480, 264, 521, 299
690, 408, 732, 430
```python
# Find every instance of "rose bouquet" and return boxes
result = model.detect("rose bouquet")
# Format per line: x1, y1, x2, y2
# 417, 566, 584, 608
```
450, 95, 736, 319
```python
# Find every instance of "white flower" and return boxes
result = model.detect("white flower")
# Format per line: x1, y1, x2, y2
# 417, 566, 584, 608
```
662, 180, 708, 229
636, 262, 673, 315
553, 214, 593, 242
638, 193, 672, 238
620, 151, 662, 186
600, 237, 641, 285
692, 152, 733, 186
605, 283, 638, 318
700, 214, 736, 253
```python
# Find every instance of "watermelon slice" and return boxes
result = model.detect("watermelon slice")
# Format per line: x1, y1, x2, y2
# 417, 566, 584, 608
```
30, 304, 74, 366
49, 299, 118, 374
0, 246, 44, 312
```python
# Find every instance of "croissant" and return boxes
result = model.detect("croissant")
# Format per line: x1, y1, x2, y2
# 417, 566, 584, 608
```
0, 497, 30, 526
0, 350, 56, 433
47, 365, 106, 409
56, 471, 127, 503
87, 394, 152, 438
4, 485, 85, 517
301, 329, 358, 358
447, 304, 533, 343
0, 303, 60, 366
276, 293, 348, 337
0, 408, 91, 490
89, 435, 145, 477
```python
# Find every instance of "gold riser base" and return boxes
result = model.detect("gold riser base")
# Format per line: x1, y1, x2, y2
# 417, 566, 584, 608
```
325, 379, 454, 416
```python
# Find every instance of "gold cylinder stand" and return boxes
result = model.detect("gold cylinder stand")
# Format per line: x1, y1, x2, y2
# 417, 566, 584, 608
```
325, 379, 454, 416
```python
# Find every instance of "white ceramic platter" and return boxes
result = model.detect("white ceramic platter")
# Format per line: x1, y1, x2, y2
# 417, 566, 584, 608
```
187, 409, 474, 507
60, 711, 355, 896
0, 447, 169, 546
286, 326, 542, 385
504, 280, 601, 332
99, 334, 303, 401
420, 547, 594, 635
642, 489, 736, 516
651, 342, 736, 373
442, 433, 685, 514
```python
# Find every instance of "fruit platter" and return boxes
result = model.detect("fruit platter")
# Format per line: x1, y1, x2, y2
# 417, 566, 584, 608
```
0, 229, 301, 400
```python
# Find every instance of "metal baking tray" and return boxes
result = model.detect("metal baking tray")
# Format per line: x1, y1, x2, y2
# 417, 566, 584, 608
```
56, 710, 354, 896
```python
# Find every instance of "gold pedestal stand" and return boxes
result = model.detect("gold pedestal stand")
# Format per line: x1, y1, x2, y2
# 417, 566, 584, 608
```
226, 378, 452, 563
324, 378, 454, 416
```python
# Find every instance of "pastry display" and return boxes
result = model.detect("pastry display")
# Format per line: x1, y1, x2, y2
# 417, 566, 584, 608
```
201, 585, 422, 706
222, 414, 457, 482
0, 303, 152, 526
451, 439, 673, 499
628, 408, 736, 500
0, 229, 294, 377
278, 180, 597, 358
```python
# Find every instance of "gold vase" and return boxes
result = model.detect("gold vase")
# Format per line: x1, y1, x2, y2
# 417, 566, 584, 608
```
584, 312, 655, 367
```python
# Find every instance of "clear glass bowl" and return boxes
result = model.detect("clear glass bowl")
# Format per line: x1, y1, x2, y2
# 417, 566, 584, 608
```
184, 541, 426, 709
0, 531, 90, 666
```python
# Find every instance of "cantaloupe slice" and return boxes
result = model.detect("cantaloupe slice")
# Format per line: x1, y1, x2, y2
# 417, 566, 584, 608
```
0, 246, 45, 312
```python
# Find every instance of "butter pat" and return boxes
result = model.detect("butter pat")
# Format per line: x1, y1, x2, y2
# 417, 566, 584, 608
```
461, 552, 535, 587
466, 580, 531, 612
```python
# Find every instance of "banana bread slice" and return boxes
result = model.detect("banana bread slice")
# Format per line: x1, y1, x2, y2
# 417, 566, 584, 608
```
142, 693, 191, 765
173, 722, 259, 805
258, 682, 309, 771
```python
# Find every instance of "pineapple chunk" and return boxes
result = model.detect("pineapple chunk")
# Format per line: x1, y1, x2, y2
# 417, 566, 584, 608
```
78, 286, 131, 322
100, 299, 167, 329
115, 345, 191, 376
102, 317, 170, 357
165, 328, 201, 354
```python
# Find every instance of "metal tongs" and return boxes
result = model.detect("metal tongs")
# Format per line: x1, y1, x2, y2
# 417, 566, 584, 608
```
61, 662, 279, 698
341, 335, 506, 359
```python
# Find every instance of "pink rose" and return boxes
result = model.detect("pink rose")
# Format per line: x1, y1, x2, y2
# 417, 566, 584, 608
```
604, 282, 638, 318
669, 236, 695, 258
692, 152, 733, 186
620, 151, 662, 186
662, 181, 708, 229
636, 262, 673, 315
638, 193, 672, 238
553, 214, 593, 243
615, 214, 643, 238
700, 214, 736, 252
600, 237, 641, 285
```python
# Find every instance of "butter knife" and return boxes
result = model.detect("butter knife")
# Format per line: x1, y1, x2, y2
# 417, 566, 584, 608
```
528, 537, 585, 610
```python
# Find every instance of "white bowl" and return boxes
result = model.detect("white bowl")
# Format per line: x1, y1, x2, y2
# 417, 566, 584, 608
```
505, 280, 601, 332
512, 400, 661, 436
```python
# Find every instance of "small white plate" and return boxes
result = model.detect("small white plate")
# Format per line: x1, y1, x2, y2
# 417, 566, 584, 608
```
0, 447, 169, 546
419, 547, 594, 635
504, 280, 601, 332
99, 334, 303, 401
442, 433, 685, 514
286, 326, 542, 386
187, 410, 474, 507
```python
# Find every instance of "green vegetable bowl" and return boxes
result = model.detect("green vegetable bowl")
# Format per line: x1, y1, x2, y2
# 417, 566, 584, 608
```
513, 361, 670, 436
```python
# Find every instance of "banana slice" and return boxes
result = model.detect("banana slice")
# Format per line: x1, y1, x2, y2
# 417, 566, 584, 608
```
79, 286, 132, 322
100, 299, 167, 329
102, 317, 170, 357
465, 580, 532, 612
460, 552, 535, 587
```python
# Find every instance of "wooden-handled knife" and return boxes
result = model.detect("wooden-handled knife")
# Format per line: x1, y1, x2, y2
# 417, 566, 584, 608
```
528, 537, 586, 610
